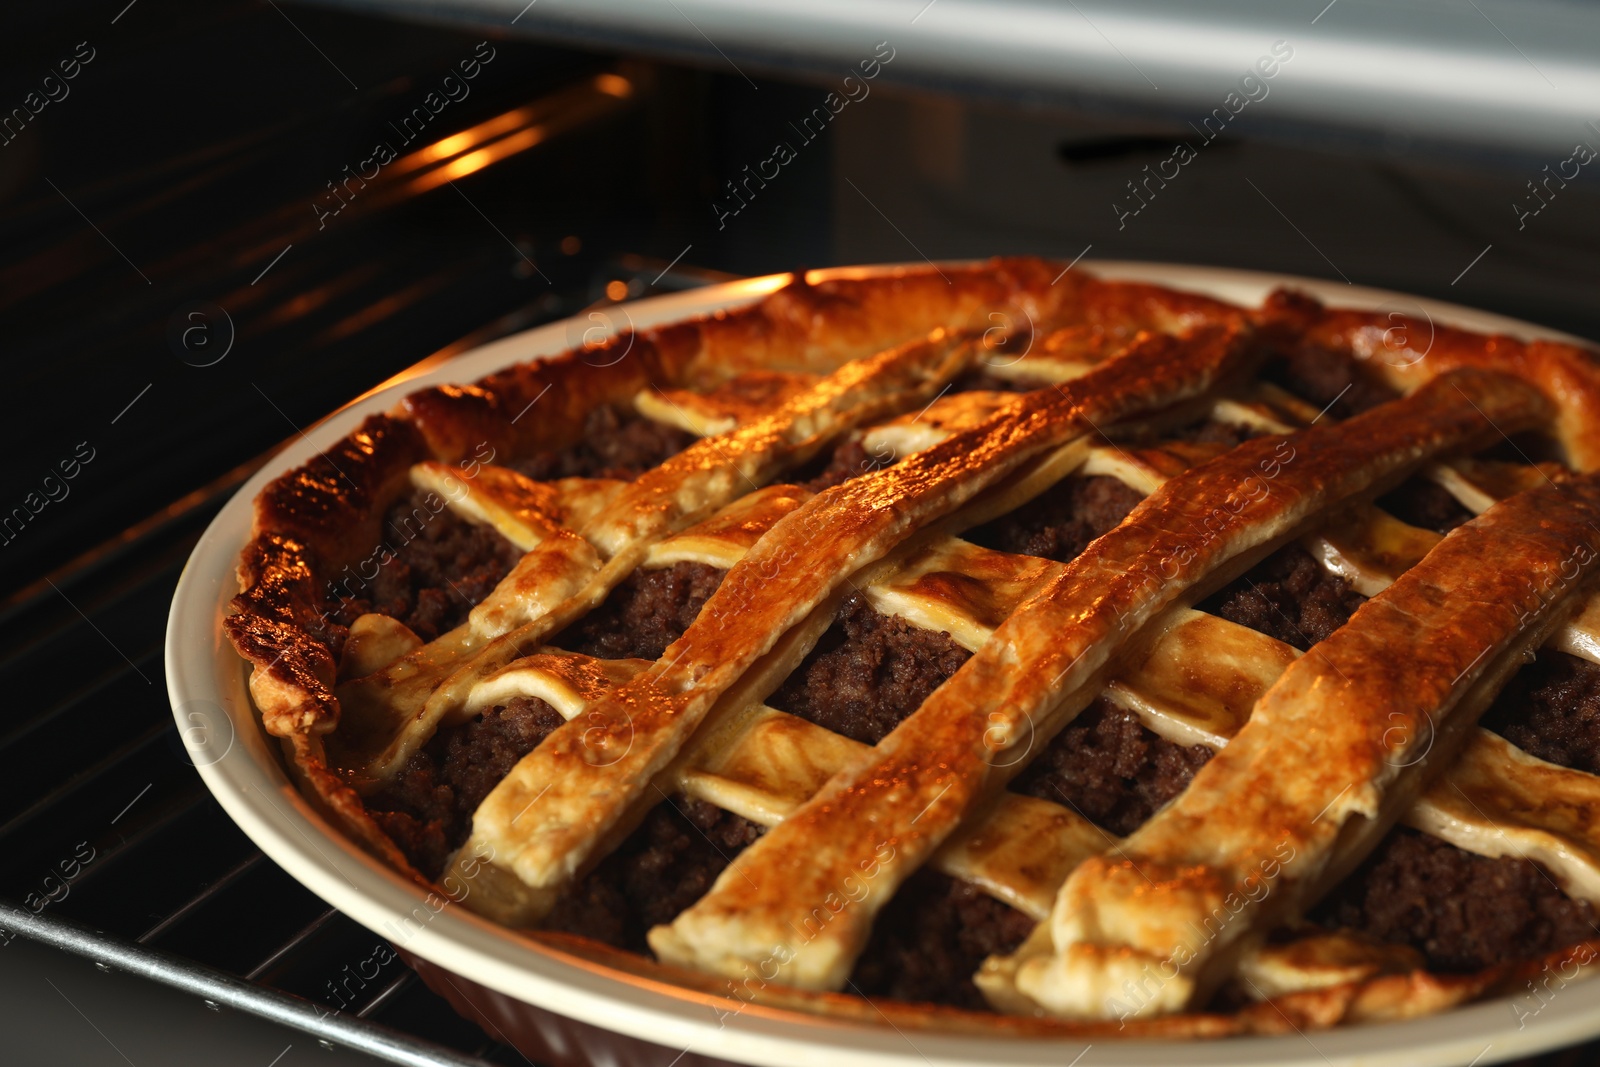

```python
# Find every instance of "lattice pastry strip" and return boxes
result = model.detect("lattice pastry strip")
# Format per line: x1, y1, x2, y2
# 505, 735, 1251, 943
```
1408, 731, 1600, 904
1010, 473, 1600, 1019
390, 365, 1552, 976
381, 377, 1325, 924
866, 407, 1600, 917
322, 313, 1248, 907
427, 443, 1288, 922
446, 325, 1258, 926
643, 481, 1600, 1001
1080, 451, 1600, 903
653, 369, 1548, 991
949, 385, 1600, 1000
1260, 465, 1600, 908
223, 259, 1600, 1036
329, 327, 989, 780
377, 368, 1600, 994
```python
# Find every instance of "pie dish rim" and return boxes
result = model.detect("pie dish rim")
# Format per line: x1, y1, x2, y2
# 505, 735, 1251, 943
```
166, 258, 1600, 1067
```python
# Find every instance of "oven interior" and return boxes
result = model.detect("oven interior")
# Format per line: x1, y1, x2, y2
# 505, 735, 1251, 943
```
1, 1, 1596, 1063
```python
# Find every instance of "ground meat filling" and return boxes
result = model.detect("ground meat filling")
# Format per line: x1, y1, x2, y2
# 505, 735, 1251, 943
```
1265, 344, 1399, 419
1477, 430, 1564, 467
1110, 415, 1262, 451
1376, 477, 1474, 535
850, 870, 1035, 1011
1481, 651, 1600, 775
966, 475, 1145, 563
1202, 543, 1367, 651
799, 437, 897, 493
320, 488, 523, 657
545, 797, 764, 954
795, 372, 1055, 494
552, 561, 726, 661
513, 403, 696, 481
949, 367, 1049, 394
1318, 652, 1600, 968
1171, 419, 1262, 448
367, 696, 566, 878
1313, 829, 1599, 972
767, 594, 972, 745
1010, 699, 1215, 836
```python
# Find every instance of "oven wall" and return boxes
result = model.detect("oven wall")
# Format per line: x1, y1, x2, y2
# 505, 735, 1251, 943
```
829, 90, 1600, 341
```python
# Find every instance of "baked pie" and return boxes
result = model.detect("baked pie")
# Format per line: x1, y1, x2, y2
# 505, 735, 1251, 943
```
225, 257, 1600, 1036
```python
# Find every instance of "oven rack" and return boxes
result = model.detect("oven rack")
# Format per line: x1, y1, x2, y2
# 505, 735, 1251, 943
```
0, 254, 723, 1067
0, 450, 522, 1066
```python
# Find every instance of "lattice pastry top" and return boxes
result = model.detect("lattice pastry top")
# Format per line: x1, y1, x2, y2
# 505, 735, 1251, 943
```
226, 258, 1600, 1036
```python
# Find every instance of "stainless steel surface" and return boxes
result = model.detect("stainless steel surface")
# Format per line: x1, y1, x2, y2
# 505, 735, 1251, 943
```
304, 0, 1600, 160
0, 935, 383, 1067
1, 902, 487, 1067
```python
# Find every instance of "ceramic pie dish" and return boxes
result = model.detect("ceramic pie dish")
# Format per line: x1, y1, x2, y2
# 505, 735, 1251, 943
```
168, 259, 1600, 1067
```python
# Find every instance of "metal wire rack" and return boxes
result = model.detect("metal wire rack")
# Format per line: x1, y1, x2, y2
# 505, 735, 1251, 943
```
0, 253, 725, 1067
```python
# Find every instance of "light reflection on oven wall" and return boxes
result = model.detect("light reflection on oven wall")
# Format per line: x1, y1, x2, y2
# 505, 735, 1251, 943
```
829, 90, 1600, 340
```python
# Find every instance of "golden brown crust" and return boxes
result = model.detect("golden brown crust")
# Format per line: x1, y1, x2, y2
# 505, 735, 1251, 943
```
282, 731, 427, 882
401, 257, 1092, 463
518, 927, 1600, 1039
689, 257, 1092, 377
248, 413, 431, 566
655, 368, 1548, 993
402, 325, 702, 464
468, 323, 1258, 934
225, 258, 1086, 866
1264, 290, 1600, 470
226, 414, 428, 738
1015, 469, 1600, 1019
220, 260, 1600, 1036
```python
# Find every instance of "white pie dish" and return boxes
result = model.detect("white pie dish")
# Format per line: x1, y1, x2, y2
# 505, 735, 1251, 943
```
166, 259, 1600, 1067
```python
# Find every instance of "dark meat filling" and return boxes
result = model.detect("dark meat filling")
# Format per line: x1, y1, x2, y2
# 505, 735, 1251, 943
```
799, 437, 897, 493
368, 696, 566, 878
552, 561, 725, 661
796, 372, 1053, 494
1111, 416, 1262, 450
1202, 543, 1367, 651
1264, 344, 1399, 419
768, 593, 972, 745
1171, 419, 1261, 449
1208, 537, 1600, 972
513, 403, 696, 481
1011, 699, 1214, 836
1482, 651, 1600, 776
1313, 829, 1599, 972
966, 475, 1145, 564
1477, 430, 1565, 467
1317, 651, 1600, 969
1376, 476, 1474, 535
545, 797, 764, 954
849, 869, 1035, 1011
320, 488, 523, 656
949, 367, 1049, 393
